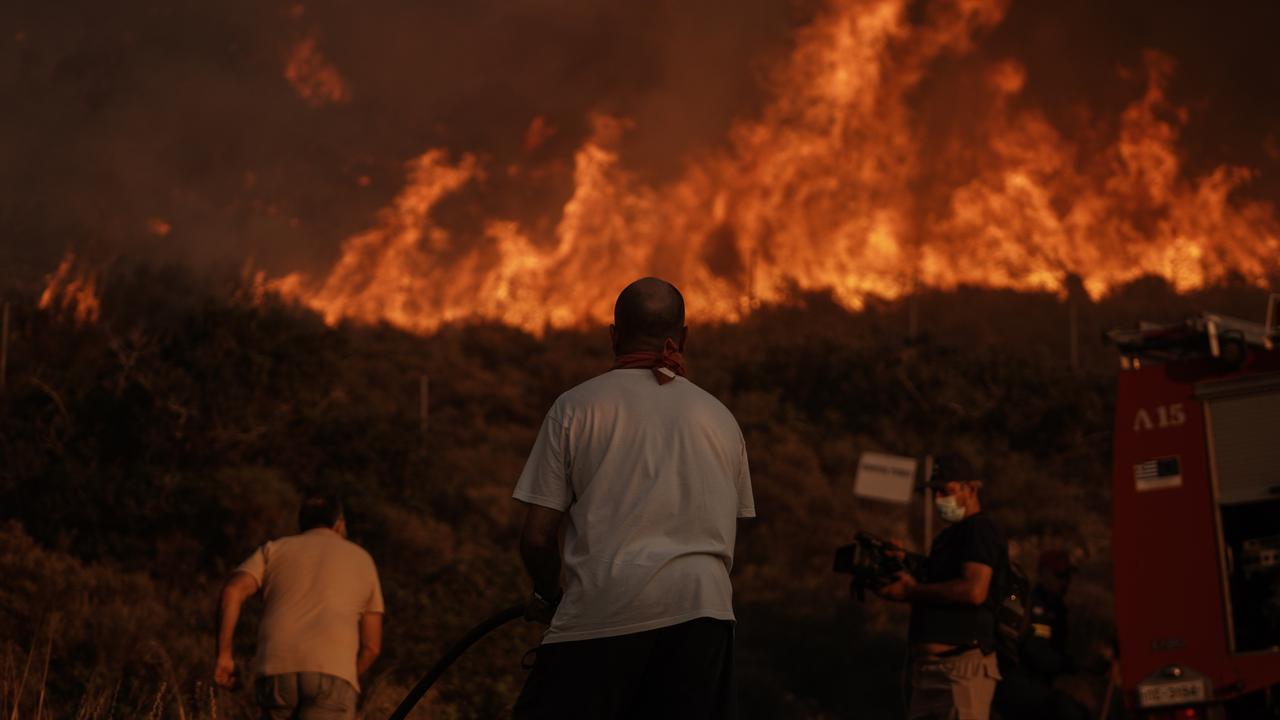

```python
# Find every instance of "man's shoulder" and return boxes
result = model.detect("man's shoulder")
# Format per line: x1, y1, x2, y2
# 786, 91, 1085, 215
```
560, 372, 731, 407
675, 377, 732, 406
933, 514, 1003, 557
331, 535, 378, 566
557, 372, 742, 432
280, 532, 377, 564
558, 371, 622, 404
963, 512, 1003, 536
538, 371, 632, 414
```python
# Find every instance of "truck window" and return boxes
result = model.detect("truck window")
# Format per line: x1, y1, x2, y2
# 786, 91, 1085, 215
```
1204, 387, 1280, 654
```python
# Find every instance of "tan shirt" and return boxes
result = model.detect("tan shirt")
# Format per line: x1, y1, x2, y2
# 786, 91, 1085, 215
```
513, 369, 755, 644
235, 529, 384, 691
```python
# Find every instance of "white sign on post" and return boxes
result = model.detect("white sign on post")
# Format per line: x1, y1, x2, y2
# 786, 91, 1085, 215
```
853, 452, 918, 505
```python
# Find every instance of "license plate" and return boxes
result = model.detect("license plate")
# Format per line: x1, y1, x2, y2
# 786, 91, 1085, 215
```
1138, 679, 1208, 707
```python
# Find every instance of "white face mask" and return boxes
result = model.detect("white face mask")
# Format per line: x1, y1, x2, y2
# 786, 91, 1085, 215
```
935, 493, 966, 523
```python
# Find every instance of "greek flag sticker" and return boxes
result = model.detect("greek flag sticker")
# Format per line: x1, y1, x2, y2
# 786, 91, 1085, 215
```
1135, 456, 1182, 492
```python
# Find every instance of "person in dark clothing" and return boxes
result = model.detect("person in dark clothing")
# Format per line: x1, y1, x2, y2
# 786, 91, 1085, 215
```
1024, 551, 1076, 683
993, 550, 1091, 720
877, 454, 1004, 720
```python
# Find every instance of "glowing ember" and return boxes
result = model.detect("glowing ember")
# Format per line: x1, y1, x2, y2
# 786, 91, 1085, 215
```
284, 36, 351, 107
146, 217, 172, 237
38, 253, 101, 325
267, 0, 1280, 335
523, 116, 557, 153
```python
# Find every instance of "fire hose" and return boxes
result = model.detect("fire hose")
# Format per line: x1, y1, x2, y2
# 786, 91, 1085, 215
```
387, 602, 526, 720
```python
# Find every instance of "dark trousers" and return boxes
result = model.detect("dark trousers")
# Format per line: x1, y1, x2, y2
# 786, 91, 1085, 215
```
513, 617, 736, 720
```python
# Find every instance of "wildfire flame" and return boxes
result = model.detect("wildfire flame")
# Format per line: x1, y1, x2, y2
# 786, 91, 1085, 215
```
267, 0, 1280, 334
284, 36, 351, 107
146, 217, 172, 237
39, 252, 102, 325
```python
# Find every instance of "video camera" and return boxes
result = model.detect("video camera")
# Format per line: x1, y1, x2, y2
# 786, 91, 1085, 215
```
833, 532, 923, 601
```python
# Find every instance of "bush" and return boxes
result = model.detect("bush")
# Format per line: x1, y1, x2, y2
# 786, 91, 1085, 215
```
4, 268, 1266, 717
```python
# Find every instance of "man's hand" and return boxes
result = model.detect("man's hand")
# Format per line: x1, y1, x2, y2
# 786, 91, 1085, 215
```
523, 590, 561, 625
214, 653, 239, 689
517, 502, 563, 614
357, 612, 383, 676
214, 571, 258, 691
884, 538, 909, 561
875, 571, 918, 602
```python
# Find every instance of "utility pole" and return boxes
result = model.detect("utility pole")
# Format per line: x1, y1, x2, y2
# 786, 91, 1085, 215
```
1068, 297, 1080, 370
907, 294, 919, 340
1, 301, 9, 392
419, 374, 429, 441
920, 454, 934, 551
1064, 273, 1086, 371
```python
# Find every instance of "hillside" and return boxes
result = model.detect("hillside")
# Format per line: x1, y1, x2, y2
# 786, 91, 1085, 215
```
1, 267, 1274, 718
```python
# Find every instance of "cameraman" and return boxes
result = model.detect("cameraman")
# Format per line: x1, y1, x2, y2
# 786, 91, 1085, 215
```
876, 454, 1004, 720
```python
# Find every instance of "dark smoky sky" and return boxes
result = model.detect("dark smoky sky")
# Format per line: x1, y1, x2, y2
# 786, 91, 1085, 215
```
3, 0, 1279, 289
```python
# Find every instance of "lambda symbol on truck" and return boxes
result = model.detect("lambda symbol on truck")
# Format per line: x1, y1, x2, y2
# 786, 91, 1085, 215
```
1132, 402, 1186, 432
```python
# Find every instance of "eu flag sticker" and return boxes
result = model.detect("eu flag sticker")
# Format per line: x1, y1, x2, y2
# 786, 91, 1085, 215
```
1135, 456, 1182, 492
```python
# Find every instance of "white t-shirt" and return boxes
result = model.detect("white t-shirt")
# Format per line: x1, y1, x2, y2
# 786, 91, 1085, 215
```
235, 529, 384, 691
513, 368, 755, 644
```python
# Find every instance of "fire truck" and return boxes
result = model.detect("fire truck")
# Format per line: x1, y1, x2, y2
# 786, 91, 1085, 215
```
1108, 297, 1280, 718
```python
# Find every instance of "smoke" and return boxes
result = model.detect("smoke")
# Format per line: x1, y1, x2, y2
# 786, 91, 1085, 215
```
1, 0, 803, 282
3, 0, 1279, 290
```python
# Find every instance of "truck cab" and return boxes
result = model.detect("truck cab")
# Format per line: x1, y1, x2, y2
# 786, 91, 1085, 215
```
1109, 298, 1280, 718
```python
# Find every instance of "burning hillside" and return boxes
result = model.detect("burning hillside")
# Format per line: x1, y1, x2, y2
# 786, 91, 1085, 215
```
252, 0, 1279, 334
20, 0, 1280, 334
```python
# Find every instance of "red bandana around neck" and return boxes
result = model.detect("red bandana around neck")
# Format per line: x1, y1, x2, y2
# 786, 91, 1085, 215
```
612, 337, 688, 385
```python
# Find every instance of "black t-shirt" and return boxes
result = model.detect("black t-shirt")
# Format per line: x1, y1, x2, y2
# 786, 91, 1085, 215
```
907, 511, 1005, 650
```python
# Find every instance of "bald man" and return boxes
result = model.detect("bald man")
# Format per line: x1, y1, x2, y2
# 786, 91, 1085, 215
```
512, 278, 755, 720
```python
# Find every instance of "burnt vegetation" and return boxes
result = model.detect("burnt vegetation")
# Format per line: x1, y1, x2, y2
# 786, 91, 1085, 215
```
0, 266, 1273, 718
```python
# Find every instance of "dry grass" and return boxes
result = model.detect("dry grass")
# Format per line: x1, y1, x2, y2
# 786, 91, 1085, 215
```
8, 278, 1250, 717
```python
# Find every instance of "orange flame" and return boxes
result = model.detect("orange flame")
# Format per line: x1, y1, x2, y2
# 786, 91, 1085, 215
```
146, 217, 172, 237
284, 36, 351, 107
268, 0, 1280, 334
39, 253, 101, 325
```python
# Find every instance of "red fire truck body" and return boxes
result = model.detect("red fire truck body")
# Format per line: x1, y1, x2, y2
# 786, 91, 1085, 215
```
1110, 310, 1280, 717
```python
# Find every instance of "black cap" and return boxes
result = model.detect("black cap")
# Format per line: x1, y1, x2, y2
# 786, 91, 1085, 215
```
920, 453, 979, 490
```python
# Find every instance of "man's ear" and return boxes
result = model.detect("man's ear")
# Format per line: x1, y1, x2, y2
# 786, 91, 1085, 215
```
334, 518, 348, 538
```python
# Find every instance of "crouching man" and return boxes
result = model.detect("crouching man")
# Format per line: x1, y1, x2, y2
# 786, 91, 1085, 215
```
876, 455, 1005, 720
215, 495, 385, 720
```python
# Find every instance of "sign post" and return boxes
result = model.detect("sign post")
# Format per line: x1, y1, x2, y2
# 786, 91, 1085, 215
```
1068, 299, 1080, 370
921, 454, 934, 551
419, 374, 429, 440
1266, 293, 1279, 345
0, 301, 9, 392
